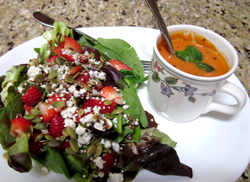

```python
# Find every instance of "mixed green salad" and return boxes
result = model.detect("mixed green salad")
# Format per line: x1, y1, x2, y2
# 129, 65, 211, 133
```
0, 22, 192, 182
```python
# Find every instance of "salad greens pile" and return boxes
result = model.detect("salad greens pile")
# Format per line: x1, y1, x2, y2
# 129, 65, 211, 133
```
0, 21, 192, 182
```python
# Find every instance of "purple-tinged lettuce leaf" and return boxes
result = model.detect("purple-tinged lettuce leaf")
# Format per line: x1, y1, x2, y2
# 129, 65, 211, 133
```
7, 134, 32, 173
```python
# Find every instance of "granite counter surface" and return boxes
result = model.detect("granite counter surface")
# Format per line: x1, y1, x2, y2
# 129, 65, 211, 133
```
0, 0, 250, 181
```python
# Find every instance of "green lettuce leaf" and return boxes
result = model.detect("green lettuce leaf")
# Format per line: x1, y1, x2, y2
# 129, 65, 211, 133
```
94, 38, 144, 78
1, 65, 28, 105
7, 134, 32, 172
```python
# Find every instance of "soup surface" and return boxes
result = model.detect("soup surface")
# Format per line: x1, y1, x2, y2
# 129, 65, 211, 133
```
157, 31, 229, 77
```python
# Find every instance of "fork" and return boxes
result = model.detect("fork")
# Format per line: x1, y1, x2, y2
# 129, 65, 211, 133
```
142, 60, 150, 73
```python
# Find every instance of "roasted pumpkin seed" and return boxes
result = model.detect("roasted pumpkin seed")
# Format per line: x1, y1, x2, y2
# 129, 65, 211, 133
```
48, 140, 62, 147
42, 92, 46, 102
83, 84, 92, 92
30, 109, 41, 116
62, 129, 69, 136
45, 134, 55, 141
58, 135, 67, 141
34, 123, 47, 130
65, 76, 76, 84
73, 72, 80, 79
45, 82, 52, 93
52, 101, 65, 108
55, 57, 62, 65
34, 74, 45, 83
87, 144, 96, 157
35, 133, 44, 142
98, 64, 103, 70
104, 100, 112, 105
50, 78, 58, 84
94, 145, 102, 158
111, 108, 124, 115
69, 139, 79, 153
31, 116, 42, 123
104, 113, 114, 119
73, 97, 78, 106
100, 56, 105, 62
48, 70, 58, 79
66, 126, 77, 139
88, 52, 95, 59
65, 147, 76, 154
24, 114, 36, 120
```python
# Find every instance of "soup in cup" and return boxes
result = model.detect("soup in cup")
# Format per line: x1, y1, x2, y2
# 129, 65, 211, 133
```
147, 24, 247, 122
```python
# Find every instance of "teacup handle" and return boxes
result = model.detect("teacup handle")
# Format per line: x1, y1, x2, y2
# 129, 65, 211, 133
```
202, 81, 247, 114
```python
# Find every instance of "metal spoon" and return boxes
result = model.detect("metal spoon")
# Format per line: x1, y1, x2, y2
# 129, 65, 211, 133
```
145, 0, 175, 55
32, 11, 98, 42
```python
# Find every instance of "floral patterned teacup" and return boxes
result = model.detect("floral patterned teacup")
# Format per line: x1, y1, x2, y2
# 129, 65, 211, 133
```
147, 25, 247, 122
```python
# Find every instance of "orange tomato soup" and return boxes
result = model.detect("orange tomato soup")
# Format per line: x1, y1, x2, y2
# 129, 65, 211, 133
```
157, 31, 229, 77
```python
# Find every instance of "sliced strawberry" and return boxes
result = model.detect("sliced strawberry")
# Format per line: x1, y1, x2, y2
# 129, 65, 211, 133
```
53, 47, 88, 63
102, 150, 117, 176
99, 86, 124, 105
69, 65, 84, 76
38, 102, 60, 123
82, 98, 117, 114
10, 117, 33, 138
64, 36, 83, 53
29, 130, 44, 155
24, 104, 34, 114
48, 115, 65, 137
21, 85, 43, 106
59, 42, 65, 48
109, 59, 132, 71
47, 55, 59, 63
75, 71, 90, 84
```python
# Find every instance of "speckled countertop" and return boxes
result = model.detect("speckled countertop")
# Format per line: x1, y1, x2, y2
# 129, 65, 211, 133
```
0, 0, 250, 181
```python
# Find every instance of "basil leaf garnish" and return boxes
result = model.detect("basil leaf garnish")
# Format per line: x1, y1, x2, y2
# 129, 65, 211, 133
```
176, 45, 215, 72
196, 63, 215, 72
175, 50, 194, 62
185, 45, 203, 62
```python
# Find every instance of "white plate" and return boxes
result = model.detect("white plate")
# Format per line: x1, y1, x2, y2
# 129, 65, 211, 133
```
0, 27, 250, 182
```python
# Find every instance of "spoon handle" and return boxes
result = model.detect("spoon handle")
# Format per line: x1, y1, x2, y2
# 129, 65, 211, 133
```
32, 11, 98, 42
145, 0, 175, 55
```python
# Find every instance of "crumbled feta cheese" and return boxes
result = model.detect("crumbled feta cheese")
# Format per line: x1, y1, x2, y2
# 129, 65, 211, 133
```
75, 126, 86, 135
77, 132, 92, 145
101, 139, 112, 149
61, 106, 77, 119
113, 118, 118, 124
94, 122, 104, 131
112, 142, 120, 153
27, 66, 42, 81
64, 119, 76, 129
123, 105, 129, 109
93, 157, 104, 169
109, 173, 124, 182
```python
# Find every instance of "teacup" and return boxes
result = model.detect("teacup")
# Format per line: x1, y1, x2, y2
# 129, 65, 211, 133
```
147, 24, 247, 122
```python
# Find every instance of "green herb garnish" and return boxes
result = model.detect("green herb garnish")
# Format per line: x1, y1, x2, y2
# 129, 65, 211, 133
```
176, 45, 215, 72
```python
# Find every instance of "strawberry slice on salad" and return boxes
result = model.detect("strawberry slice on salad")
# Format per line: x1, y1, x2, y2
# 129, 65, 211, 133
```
82, 98, 117, 114
48, 115, 65, 137
99, 86, 125, 105
10, 117, 33, 138
47, 55, 59, 63
69, 65, 84, 76
21, 85, 43, 106
64, 36, 83, 53
52, 36, 88, 63
38, 102, 60, 123
102, 150, 117, 176
109, 59, 132, 71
